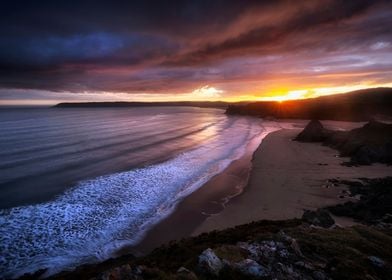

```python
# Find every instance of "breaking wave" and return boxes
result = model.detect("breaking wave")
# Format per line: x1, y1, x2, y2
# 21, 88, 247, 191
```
0, 116, 281, 278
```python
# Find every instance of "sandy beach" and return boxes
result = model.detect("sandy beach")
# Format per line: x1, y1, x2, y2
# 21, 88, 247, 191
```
40, 122, 392, 279
127, 124, 266, 255
194, 128, 392, 234
127, 122, 392, 255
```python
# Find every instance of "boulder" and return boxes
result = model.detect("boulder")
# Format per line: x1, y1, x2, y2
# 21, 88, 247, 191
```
312, 270, 327, 280
234, 259, 269, 278
237, 241, 278, 262
198, 248, 224, 276
214, 244, 249, 263
176, 267, 198, 280
289, 239, 303, 257
302, 209, 335, 228
368, 256, 385, 268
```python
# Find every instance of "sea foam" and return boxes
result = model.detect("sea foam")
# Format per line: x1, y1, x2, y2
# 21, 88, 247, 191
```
0, 118, 278, 278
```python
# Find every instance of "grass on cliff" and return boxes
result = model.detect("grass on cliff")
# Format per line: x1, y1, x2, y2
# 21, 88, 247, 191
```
51, 219, 392, 280
287, 225, 392, 280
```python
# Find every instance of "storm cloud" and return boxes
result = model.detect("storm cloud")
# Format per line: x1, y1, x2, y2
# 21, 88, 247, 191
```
0, 0, 391, 102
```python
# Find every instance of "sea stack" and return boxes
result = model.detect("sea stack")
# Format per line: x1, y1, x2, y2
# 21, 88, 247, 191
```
294, 120, 330, 142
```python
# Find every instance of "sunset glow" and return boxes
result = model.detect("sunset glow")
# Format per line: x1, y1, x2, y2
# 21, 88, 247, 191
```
0, 1, 391, 105
1, 2, 392, 278
254, 84, 392, 102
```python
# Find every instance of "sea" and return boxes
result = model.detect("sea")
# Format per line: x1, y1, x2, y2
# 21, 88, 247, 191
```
0, 106, 280, 278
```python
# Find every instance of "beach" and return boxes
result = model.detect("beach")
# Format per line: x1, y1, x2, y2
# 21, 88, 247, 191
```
129, 122, 392, 255
194, 128, 392, 234
46, 120, 392, 280
123, 121, 271, 255
3, 117, 392, 278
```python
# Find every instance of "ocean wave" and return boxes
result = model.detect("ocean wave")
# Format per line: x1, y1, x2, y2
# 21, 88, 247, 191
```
0, 117, 274, 278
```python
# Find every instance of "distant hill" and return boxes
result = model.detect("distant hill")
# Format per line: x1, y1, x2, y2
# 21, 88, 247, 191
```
54, 101, 230, 109
226, 88, 392, 121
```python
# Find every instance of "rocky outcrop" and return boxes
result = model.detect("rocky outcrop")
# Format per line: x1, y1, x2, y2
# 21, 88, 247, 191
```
198, 248, 224, 275
301, 209, 335, 228
51, 216, 392, 280
295, 120, 392, 165
176, 267, 198, 279
327, 177, 392, 225
195, 235, 330, 279
294, 120, 331, 142
328, 120, 392, 165
368, 256, 385, 268
233, 259, 268, 278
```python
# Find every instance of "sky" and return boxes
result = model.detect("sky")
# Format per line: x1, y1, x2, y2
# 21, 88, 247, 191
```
0, 0, 391, 105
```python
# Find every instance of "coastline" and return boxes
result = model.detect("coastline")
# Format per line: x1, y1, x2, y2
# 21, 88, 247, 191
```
120, 120, 392, 256
194, 128, 392, 234
49, 121, 392, 279
119, 122, 276, 256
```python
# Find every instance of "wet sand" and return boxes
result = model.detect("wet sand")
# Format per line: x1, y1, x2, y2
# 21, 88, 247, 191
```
194, 129, 392, 234
123, 122, 392, 256
123, 125, 268, 255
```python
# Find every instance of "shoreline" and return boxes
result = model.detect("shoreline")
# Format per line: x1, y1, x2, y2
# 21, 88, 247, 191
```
48, 121, 392, 279
119, 122, 275, 256
194, 128, 392, 234
118, 120, 392, 256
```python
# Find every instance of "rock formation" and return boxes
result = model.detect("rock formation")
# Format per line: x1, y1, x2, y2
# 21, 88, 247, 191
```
295, 120, 392, 165
294, 120, 331, 142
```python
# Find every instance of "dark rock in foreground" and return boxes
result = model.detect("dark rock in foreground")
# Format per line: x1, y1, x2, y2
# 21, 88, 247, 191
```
49, 216, 392, 280
302, 209, 335, 228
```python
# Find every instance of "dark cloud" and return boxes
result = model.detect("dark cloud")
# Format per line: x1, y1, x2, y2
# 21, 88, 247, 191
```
165, 0, 389, 65
0, 0, 391, 98
0, 1, 267, 35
